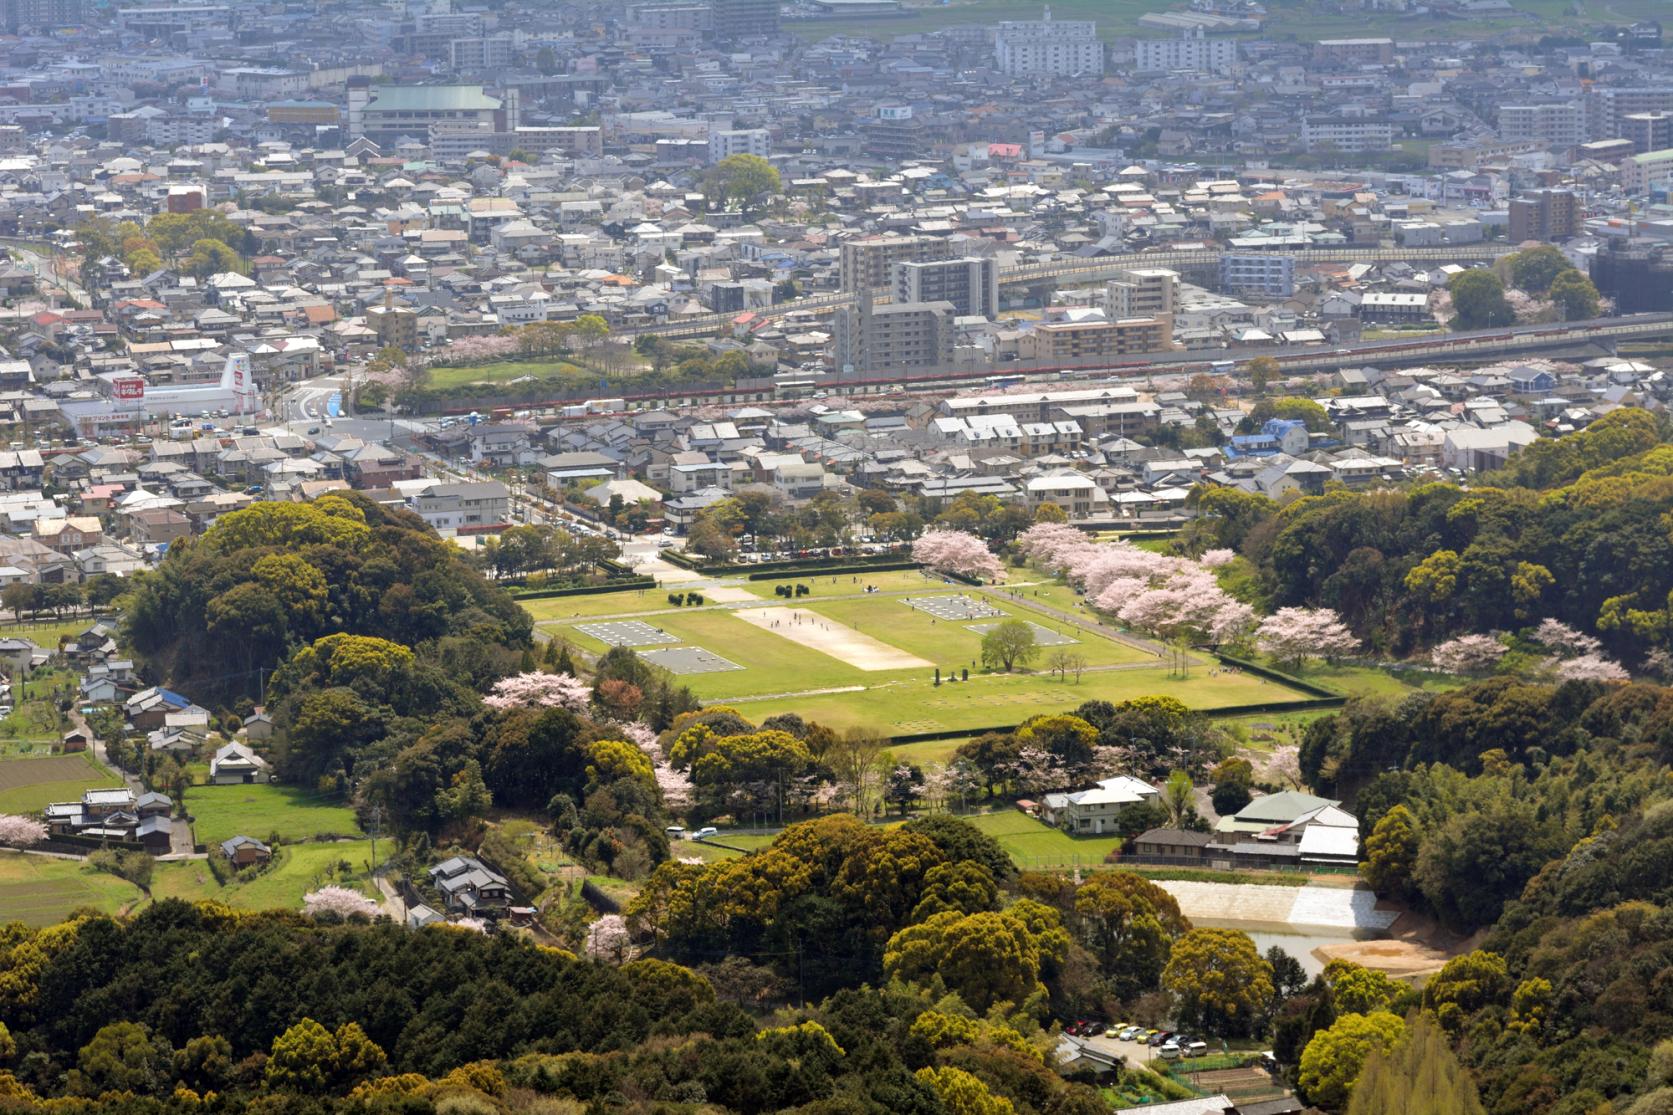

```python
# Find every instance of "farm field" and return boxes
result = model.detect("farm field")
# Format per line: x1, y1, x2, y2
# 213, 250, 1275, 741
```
0, 850, 144, 926
0, 752, 122, 814
149, 839, 378, 912
186, 783, 362, 848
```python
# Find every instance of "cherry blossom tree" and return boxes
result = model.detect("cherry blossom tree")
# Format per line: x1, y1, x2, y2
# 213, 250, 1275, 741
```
484, 671, 591, 712
0, 814, 46, 847
912, 530, 1004, 581
1015, 523, 1091, 567
1199, 548, 1236, 567
585, 913, 633, 963
1530, 619, 1603, 658
1429, 634, 1508, 675
303, 886, 379, 920
1555, 653, 1629, 682
1254, 607, 1360, 668
429, 334, 519, 367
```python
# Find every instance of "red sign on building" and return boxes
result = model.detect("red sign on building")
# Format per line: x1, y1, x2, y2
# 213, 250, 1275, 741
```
113, 377, 145, 400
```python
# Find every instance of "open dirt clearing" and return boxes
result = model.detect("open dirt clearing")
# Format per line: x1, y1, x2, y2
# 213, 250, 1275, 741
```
731, 607, 933, 671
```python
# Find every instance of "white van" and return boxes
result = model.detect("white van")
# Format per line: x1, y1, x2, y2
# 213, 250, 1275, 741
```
691, 826, 719, 841
665, 826, 686, 840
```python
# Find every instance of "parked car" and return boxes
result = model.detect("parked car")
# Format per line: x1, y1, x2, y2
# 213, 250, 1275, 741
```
1184, 1041, 1209, 1057
1148, 1031, 1172, 1047
1158, 1044, 1183, 1061
1118, 1026, 1143, 1041
691, 826, 719, 841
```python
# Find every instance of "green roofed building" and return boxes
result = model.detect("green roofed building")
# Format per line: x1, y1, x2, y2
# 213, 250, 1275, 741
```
346, 80, 517, 149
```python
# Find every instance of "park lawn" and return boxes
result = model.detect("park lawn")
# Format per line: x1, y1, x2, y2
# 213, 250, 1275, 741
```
803, 593, 1150, 670
149, 840, 378, 912
964, 810, 1124, 870
991, 579, 1090, 616
0, 752, 120, 814
0, 850, 144, 926
888, 735, 980, 768
425, 359, 587, 390
186, 783, 362, 848
707, 832, 777, 853
735, 662, 1305, 736
555, 607, 880, 699
523, 587, 683, 622
1284, 662, 1466, 700
677, 840, 744, 863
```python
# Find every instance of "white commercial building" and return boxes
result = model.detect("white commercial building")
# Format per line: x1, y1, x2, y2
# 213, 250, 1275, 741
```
708, 126, 770, 163
994, 10, 1104, 77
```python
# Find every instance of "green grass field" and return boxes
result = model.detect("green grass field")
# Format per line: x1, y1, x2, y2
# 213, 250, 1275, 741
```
0, 850, 143, 926
739, 568, 966, 599
185, 784, 362, 848
1288, 662, 1464, 700
524, 587, 679, 622
546, 580, 1313, 734
964, 810, 1124, 869
425, 359, 588, 391
149, 840, 378, 912
0, 752, 121, 814
738, 665, 1297, 735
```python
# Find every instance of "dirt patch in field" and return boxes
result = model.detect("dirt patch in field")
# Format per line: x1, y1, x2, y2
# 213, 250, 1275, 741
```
702, 585, 758, 603
0, 754, 100, 791
732, 607, 932, 671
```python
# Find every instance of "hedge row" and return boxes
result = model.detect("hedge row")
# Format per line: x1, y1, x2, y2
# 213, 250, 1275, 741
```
745, 561, 921, 581
509, 578, 656, 600
882, 695, 1344, 745
1208, 651, 1343, 700
666, 551, 918, 576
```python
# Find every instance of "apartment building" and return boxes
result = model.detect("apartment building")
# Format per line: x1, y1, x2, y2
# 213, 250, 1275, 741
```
1300, 116, 1394, 153
1220, 253, 1296, 297
833, 297, 956, 372
1312, 38, 1394, 64
839, 234, 953, 292
711, 0, 778, 42
1508, 189, 1580, 242
893, 257, 999, 319
1623, 112, 1673, 155
1498, 102, 1587, 148
1103, 268, 1178, 320
1018, 316, 1173, 363
1132, 28, 1236, 74
708, 127, 770, 163
994, 11, 1104, 77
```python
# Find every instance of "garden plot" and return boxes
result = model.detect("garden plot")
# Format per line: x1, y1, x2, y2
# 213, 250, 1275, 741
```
574, 620, 679, 647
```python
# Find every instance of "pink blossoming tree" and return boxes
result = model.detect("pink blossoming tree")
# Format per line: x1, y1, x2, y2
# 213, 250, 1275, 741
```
484, 671, 592, 712
0, 814, 46, 847
1430, 634, 1508, 675
912, 530, 1004, 581
303, 886, 379, 920
1254, 607, 1360, 668
1554, 653, 1629, 682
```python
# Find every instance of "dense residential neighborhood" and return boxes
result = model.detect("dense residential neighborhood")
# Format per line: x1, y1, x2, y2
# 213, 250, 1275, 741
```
0, 1, 1671, 1114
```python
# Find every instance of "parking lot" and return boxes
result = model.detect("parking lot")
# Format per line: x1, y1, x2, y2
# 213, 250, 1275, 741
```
1074, 1027, 1157, 1065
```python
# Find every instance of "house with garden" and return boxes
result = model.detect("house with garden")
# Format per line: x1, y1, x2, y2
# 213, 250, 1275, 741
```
1038, 775, 1162, 835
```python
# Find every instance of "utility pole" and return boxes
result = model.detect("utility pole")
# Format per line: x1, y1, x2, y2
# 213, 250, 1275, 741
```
368, 804, 382, 875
